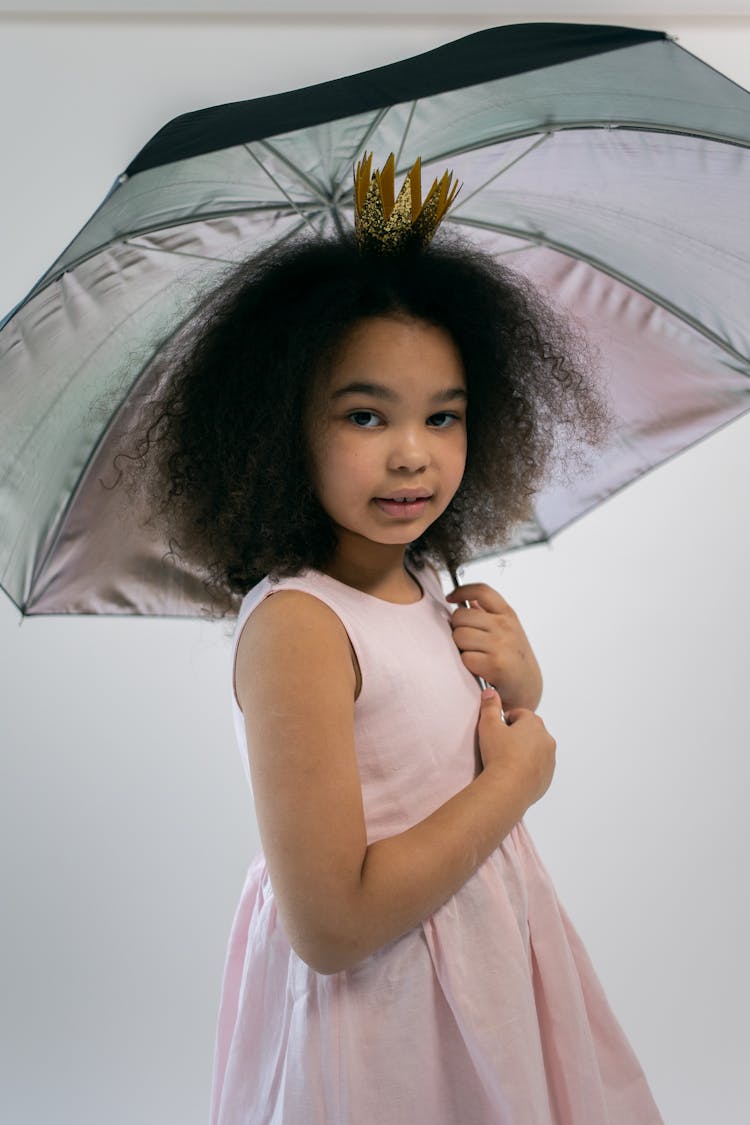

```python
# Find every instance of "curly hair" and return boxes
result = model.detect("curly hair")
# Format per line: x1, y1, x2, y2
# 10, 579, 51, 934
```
115, 229, 611, 614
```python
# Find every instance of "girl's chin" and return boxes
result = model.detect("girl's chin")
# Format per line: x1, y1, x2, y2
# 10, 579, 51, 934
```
333, 518, 427, 543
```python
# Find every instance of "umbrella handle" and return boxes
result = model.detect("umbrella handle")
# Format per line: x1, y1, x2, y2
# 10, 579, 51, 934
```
447, 562, 491, 696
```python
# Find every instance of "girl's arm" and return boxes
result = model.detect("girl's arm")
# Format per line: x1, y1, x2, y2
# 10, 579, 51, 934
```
236, 590, 531, 976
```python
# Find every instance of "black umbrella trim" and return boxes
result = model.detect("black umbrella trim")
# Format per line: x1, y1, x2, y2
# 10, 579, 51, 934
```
125, 23, 666, 177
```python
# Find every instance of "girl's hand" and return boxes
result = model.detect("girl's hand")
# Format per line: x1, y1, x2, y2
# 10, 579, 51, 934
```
445, 583, 542, 711
477, 688, 556, 809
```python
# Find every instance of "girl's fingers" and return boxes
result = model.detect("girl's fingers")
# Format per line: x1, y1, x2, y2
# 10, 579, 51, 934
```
453, 633, 493, 657
503, 707, 523, 723
446, 584, 515, 617
445, 585, 517, 621
448, 601, 493, 637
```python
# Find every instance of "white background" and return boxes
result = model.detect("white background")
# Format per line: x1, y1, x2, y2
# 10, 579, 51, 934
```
1, 6, 748, 1124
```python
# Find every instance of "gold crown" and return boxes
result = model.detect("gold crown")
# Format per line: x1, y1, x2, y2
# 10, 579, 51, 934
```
353, 152, 461, 253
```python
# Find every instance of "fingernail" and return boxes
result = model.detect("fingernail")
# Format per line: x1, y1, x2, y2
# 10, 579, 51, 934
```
481, 688, 495, 700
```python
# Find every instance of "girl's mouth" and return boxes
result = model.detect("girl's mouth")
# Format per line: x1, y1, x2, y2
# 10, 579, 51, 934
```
374, 497, 429, 518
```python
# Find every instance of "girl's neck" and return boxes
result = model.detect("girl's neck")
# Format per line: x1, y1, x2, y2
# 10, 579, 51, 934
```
321, 552, 419, 602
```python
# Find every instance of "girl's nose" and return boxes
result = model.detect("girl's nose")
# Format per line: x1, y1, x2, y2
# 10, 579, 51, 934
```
387, 434, 430, 471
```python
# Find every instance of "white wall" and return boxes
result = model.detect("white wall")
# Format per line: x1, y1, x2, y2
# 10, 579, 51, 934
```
1, 9, 748, 1125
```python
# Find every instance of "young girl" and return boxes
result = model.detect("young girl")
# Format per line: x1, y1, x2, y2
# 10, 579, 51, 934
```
126, 165, 664, 1123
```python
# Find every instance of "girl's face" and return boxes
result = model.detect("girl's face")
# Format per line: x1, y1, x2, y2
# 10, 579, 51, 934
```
306, 315, 468, 570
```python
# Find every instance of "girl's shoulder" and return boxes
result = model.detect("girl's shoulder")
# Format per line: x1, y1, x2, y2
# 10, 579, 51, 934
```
232, 574, 357, 710
235, 570, 330, 630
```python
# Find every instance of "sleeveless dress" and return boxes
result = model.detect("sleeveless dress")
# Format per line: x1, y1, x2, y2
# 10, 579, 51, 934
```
208, 560, 664, 1125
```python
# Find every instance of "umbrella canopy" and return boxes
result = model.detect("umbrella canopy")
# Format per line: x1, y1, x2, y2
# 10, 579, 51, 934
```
1, 21, 748, 616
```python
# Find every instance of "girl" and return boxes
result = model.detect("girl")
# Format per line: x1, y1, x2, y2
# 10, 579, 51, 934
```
125, 184, 664, 1122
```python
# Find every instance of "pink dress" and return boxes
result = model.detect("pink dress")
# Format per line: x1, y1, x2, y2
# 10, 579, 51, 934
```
208, 561, 663, 1124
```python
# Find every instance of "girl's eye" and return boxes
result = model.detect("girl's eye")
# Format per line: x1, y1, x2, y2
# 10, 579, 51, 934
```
347, 411, 461, 429
348, 411, 382, 427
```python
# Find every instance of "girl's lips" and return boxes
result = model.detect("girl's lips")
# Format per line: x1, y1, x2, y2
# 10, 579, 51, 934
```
374, 497, 429, 518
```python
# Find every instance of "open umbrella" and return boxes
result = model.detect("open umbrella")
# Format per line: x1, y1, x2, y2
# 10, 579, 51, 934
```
1, 21, 748, 616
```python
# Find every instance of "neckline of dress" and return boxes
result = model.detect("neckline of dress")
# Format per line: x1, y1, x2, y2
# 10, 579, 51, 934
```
314, 561, 428, 608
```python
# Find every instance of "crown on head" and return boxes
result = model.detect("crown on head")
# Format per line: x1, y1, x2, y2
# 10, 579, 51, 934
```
353, 152, 461, 254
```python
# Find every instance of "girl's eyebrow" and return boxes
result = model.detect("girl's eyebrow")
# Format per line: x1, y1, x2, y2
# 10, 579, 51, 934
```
330, 381, 467, 404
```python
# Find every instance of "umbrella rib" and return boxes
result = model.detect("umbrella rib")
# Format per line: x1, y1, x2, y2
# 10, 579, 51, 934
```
251, 135, 366, 238
394, 100, 418, 170
449, 215, 750, 368
260, 139, 338, 202
449, 133, 554, 214
123, 239, 240, 265
331, 101, 564, 217
340, 121, 750, 205
428, 121, 750, 164
330, 107, 392, 200
331, 117, 750, 210
249, 140, 331, 205
12, 296, 185, 599
243, 144, 326, 237
13, 206, 326, 300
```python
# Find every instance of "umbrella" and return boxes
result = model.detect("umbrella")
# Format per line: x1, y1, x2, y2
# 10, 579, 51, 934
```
1, 21, 748, 617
